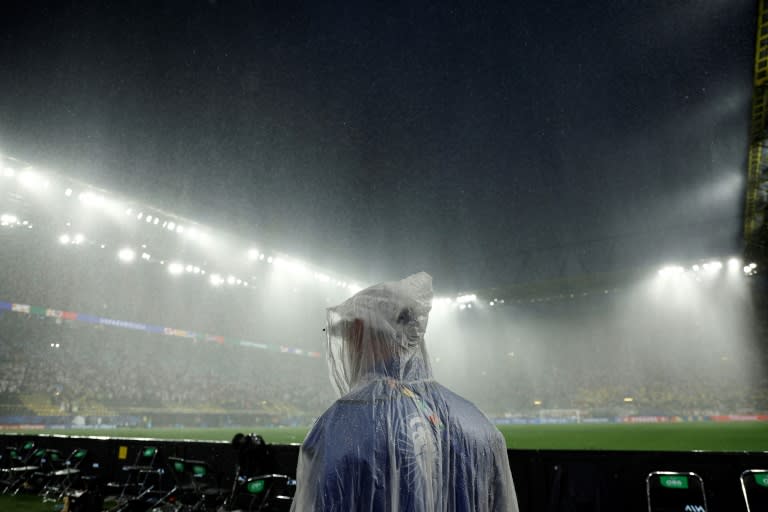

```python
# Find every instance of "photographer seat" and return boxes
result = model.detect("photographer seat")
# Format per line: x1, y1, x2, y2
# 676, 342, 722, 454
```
106, 445, 164, 505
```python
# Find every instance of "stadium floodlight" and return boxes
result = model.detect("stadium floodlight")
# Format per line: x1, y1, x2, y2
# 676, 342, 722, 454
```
168, 262, 184, 275
287, 260, 309, 276
185, 264, 193, 273
489, 301, 495, 306
227, 275, 236, 285
267, 256, 274, 264
73, 233, 85, 244
692, 264, 700, 272
176, 225, 184, 234
248, 248, 260, 261
1, 167, 14, 178
209, 274, 224, 286
657, 265, 685, 277
0, 213, 18, 226
145, 215, 153, 223
192, 266, 201, 274
118, 248, 135, 263
456, 294, 477, 303
78, 191, 101, 206
64, 188, 73, 197
236, 279, 242, 285
431, 297, 452, 307
141, 252, 151, 261
100, 244, 106, 249
153, 217, 160, 225
702, 261, 723, 273
459, 304, 467, 310
137, 212, 143, 220
727, 258, 740, 270
167, 221, 176, 231
18, 169, 49, 190
78, 191, 122, 214
58, 234, 71, 245
125, 208, 132, 215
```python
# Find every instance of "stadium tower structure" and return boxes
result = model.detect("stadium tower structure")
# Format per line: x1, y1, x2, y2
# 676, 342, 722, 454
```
746, 0, 768, 268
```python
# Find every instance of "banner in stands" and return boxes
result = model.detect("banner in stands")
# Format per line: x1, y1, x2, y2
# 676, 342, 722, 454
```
710, 414, 768, 422
0, 299, 321, 358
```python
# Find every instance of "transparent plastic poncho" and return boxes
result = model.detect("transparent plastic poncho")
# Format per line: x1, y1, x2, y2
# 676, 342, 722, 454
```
291, 272, 518, 511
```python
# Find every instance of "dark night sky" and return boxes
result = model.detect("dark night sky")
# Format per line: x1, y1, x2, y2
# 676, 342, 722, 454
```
0, 0, 757, 292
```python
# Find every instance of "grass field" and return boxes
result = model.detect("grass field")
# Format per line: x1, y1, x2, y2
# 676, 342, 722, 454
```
6, 421, 768, 451
0, 494, 54, 512
2, 422, 767, 511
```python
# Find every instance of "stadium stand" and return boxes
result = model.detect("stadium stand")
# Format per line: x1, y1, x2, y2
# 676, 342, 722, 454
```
0, 302, 766, 427
0, 311, 335, 425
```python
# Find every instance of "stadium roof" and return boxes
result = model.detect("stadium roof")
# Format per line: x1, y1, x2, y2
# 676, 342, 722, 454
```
0, 1, 758, 292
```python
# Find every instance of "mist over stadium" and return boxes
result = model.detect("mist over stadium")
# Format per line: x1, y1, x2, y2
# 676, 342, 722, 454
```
1, 1, 768, 511
0, 158, 764, 427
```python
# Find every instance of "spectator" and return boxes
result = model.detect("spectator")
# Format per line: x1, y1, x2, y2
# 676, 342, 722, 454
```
291, 272, 519, 511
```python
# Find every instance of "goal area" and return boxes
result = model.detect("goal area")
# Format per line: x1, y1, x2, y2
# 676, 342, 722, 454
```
538, 408, 581, 424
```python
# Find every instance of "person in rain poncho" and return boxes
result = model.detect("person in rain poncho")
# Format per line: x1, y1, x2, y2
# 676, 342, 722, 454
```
291, 272, 518, 511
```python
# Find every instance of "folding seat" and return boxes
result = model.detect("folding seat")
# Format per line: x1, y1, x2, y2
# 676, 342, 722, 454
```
740, 469, 768, 511
106, 445, 165, 506
646, 471, 707, 512
165, 456, 227, 510
225, 474, 296, 511
220, 433, 295, 511
40, 447, 96, 502
0, 439, 36, 492
6, 447, 63, 495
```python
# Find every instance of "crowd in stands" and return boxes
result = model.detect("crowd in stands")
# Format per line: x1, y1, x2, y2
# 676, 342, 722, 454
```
0, 312, 335, 418
2, 223, 767, 423
455, 344, 768, 418
1, 298, 767, 423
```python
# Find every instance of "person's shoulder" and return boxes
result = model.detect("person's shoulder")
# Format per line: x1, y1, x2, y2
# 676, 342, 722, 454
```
433, 382, 485, 414
310, 384, 381, 429
300, 400, 354, 449
433, 383, 503, 437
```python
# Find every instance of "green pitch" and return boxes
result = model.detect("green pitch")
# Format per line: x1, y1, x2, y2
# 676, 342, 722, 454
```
9, 421, 768, 451
2, 423, 767, 512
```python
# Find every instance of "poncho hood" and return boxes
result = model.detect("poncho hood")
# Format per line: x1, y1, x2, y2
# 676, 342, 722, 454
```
325, 271, 434, 396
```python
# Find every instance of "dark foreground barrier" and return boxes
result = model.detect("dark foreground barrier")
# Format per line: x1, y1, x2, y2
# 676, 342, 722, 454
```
1, 433, 767, 511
